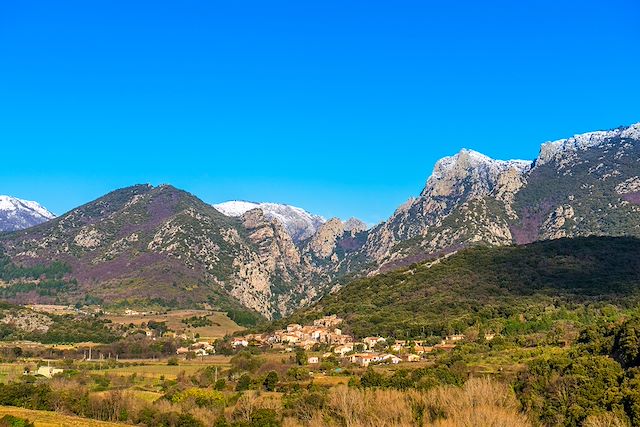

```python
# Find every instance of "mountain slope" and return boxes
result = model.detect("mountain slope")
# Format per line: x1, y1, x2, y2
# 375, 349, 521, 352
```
289, 236, 640, 338
0, 196, 55, 232
0, 185, 338, 318
363, 123, 640, 270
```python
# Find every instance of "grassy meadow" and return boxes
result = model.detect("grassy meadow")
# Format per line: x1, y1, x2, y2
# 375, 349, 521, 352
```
105, 310, 243, 339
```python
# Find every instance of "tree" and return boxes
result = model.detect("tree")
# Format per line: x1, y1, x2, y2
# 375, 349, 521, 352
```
249, 408, 280, 427
295, 348, 307, 366
231, 352, 263, 373
236, 374, 251, 391
360, 368, 385, 388
264, 371, 278, 392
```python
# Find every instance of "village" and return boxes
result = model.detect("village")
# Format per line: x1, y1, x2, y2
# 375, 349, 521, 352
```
225, 315, 495, 367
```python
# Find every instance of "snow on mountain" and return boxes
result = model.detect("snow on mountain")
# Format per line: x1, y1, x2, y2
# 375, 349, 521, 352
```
214, 201, 326, 243
0, 196, 56, 232
536, 123, 640, 166
422, 148, 532, 200
431, 149, 531, 180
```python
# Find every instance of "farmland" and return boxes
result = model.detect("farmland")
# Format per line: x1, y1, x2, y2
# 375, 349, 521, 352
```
105, 310, 243, 339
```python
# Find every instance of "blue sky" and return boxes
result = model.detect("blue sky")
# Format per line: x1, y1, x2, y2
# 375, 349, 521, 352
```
1, 1, 639, 224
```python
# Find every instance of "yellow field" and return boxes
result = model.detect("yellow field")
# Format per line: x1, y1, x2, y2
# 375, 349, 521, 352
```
310, 374, 350, 386
0, 406, 125, 427
104, 357, 231, 379
105, 310, 243, 339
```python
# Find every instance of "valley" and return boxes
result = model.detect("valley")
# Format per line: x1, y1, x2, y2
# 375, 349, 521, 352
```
1, 123, 640, 426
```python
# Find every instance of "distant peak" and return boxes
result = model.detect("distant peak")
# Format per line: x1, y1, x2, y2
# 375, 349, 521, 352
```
0, 195, 55, 232
0, 195, 55, 219
536, 122, 640, 166
343, 217, 368, 232
214, 200, 326, 243
432, 149, 531, 181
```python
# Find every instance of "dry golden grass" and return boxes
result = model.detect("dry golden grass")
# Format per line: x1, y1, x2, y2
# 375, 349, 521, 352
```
105, 310, 243, 339
0, 405, 126, 426
279, 378, 531, 427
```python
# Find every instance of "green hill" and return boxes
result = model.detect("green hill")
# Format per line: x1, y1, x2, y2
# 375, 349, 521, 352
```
286, 236, 640, 338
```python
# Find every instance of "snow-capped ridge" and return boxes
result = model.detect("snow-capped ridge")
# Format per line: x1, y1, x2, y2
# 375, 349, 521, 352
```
536, 122, 640, 166
432, 149, 532, 179
0, 196, 56, 232
214, 200, 326, 243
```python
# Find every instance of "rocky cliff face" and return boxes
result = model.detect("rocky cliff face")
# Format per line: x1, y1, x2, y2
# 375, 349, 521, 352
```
0, 196, 55, 232
0, 185, 366, 319
213, 201, 326, 243
0, 186, 324, 318
364, 123, 640, 269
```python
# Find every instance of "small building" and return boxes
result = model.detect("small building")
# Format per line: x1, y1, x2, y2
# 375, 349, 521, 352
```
287, 324, 303, 333
484, 333, 496, 341
445, 334, 465, 342
36, 366, 63, 378
333, 344, 354, 356
308, 356, 320, 364
280, 335, 299, 344
363, 337, 386, 349
351, 353, 384, 367
382, 354, 402, 364
391, 343, 405, 352
414, 345, 433, 354
232, 338, 249, 347
176, 347, 190, 355
406, 354, 421, 362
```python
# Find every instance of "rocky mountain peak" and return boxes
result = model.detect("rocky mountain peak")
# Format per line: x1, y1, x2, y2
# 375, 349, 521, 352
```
0, 196, 55, 232
422, 148, 531, 202
536, 122, 640, 167
308, 218, 345, 258
343, 218, 368, 233
214, 201, 325, 243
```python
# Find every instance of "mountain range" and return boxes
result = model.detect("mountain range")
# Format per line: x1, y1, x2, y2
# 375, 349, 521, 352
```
1, 122, 639, 318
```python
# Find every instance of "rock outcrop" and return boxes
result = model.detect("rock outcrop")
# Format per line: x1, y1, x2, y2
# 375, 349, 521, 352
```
364, 123, 640, 269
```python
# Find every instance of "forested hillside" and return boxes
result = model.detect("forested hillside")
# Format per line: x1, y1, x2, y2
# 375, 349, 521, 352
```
289, 236, 640, 338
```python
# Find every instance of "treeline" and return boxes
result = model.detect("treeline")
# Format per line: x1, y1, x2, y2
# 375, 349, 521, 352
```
0, 305, 118, 344
0, 251, 71, 281
0, 250, 76, 300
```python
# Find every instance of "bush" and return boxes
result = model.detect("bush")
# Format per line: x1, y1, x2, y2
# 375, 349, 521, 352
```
0, 415, 34, 427
167, 357, 179, 366
263, 371, 278, 392
236, 374, 251, 391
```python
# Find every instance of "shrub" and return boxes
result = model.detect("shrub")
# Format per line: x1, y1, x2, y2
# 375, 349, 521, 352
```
0, 415, 34, 427
264, 371, 278, 392
236, 374, 251, 391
